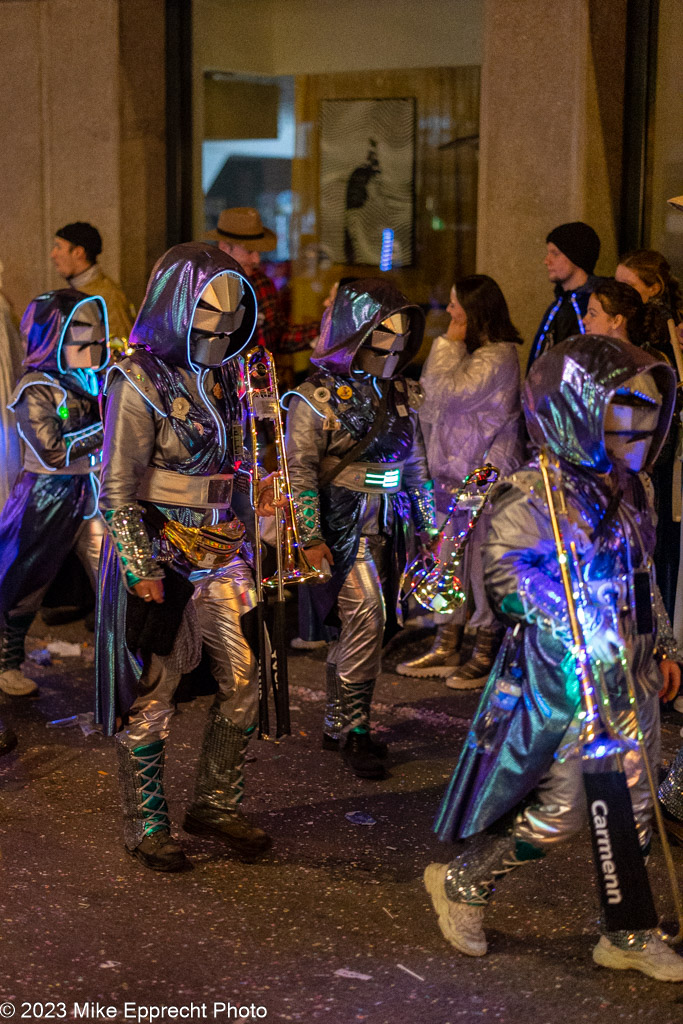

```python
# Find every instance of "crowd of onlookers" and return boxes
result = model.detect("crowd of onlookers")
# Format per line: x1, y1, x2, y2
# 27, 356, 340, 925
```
397, 221, 683, 695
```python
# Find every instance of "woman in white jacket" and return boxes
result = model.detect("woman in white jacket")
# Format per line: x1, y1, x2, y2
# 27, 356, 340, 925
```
398, 275, 524, 686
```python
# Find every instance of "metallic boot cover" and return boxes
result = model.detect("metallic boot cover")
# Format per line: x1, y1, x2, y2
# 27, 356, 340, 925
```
116, 738, 170, 849
335, 543, 385, 733
603, 929, 651, 951
659, 743, 683, 820
341, 678, 375, 734
444, 833, 529, 906
192, 706, 249, 812
323, 661, 343, 741
399, 621, 463, 671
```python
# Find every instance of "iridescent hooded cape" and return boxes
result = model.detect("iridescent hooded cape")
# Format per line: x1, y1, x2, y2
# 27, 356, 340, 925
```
524, 333, 675, 473
127, 241, 257, 370
293, 279, 426, 635
96, 243, 257, 735
434, 334, 675, 842
0, 290, 107, 628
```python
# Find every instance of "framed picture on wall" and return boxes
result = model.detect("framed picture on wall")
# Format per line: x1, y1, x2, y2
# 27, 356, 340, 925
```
320, 97, 416, 268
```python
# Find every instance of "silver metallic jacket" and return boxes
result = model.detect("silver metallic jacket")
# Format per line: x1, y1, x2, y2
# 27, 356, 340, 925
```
99, 364, 249, 585
285, 379, 435, 545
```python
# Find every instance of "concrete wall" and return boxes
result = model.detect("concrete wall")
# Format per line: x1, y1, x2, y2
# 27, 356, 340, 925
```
650, 0, 683, 278
0, 0, 165, 318
477, 0, 628, 354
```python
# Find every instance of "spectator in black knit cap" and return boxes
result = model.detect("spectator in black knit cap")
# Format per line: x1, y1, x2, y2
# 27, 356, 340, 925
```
526, 221, 600, 373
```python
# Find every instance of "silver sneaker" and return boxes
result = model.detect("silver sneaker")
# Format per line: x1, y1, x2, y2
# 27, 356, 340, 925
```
423, 862, 487, 956
593, 932, 683, 982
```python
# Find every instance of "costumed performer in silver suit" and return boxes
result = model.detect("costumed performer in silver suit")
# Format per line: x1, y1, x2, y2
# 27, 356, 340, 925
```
424, 334, 683, 981
284, 278, 437, 780
0, 289, 108, 702
96, 242, 277, 873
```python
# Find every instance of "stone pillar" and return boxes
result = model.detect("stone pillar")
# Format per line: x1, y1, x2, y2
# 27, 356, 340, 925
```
476, 0, 627, 357
0, 0, 165, 319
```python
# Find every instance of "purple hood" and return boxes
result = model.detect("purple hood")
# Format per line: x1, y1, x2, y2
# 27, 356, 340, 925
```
311, 278, 424, 376
128, 242, 257, 370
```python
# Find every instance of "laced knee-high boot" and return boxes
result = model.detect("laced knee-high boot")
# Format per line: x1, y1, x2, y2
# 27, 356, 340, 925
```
116, 738, 190, 872
183, 706, 271, 856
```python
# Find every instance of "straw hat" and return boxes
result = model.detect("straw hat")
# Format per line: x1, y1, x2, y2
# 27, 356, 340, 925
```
205, 207, 277, 252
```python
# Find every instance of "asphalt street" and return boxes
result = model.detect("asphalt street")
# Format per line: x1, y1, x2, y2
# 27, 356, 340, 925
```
1, 612, 683, 1024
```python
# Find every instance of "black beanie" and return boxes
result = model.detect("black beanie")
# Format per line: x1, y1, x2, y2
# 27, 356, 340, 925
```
546, 221, 600, 275
55, 222, 103, 262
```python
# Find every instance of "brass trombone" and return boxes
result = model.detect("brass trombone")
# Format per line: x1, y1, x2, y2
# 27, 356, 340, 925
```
400, 464, 499, 615
243, 346, 327, 737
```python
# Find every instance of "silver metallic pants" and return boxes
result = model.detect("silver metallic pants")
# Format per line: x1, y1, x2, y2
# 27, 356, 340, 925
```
327, 537, 385, 733
118, 556, 258, 749
514, 690, 660, 850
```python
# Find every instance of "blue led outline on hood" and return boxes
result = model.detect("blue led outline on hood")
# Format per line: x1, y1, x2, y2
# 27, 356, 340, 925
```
185, 269, 257, 372
56, 294, 110, 394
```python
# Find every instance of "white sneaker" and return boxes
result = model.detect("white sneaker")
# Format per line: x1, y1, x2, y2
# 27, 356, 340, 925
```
0, 668, 38, 697
673, 694, 683, 714
593, 932, 683, 982
423, 863, 487, 956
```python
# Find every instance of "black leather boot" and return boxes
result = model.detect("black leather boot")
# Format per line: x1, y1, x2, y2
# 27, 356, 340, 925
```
342, 730, 387, 780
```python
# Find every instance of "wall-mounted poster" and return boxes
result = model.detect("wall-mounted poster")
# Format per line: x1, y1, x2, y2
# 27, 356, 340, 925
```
320, 98, 416, 267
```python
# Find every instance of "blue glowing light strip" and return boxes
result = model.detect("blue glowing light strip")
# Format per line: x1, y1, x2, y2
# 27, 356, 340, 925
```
380, 229, 394, 272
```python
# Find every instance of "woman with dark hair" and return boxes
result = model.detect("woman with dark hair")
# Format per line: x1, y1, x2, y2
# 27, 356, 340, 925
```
398, 274, 524, 688
582, 279, 667, 345
585, 275, 682, 622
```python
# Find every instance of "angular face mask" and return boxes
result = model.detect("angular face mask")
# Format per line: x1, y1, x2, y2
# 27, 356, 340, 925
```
62, 299, 107, 369
190, 272, 246, 367
604, 372, 662, 472
354, 313, 409, 379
